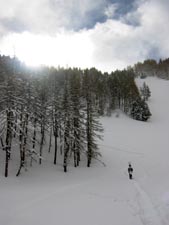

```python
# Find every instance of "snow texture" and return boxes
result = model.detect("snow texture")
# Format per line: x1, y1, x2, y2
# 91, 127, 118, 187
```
0, 77, 169, 225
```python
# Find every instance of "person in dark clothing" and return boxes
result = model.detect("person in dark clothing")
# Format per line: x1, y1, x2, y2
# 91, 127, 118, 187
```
128, 163, 133, 179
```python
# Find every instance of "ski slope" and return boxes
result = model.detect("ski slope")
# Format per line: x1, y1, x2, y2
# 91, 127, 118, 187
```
0, 77, 169, 225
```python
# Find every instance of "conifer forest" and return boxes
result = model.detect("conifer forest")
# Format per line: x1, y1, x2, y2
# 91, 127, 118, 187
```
2, 55, 169, 177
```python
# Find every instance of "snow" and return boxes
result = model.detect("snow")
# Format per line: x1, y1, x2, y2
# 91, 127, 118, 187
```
0, 77, 169, 225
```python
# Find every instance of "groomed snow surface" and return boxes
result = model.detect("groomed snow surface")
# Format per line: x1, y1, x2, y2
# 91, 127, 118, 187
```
0, 77, 169, 225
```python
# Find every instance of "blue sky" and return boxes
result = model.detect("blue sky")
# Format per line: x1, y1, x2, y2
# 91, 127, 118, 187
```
0, 0, 169, 72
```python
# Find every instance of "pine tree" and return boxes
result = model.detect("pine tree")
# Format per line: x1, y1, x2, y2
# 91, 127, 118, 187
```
130, 97, 151, 121
52, 84, 61, 165
62, 73, 71, 172
0, 72, 18, 177
140, 82, 151, 101
83, 69, 103, 167
16, 79, 33, 176
69, 70, 85, 167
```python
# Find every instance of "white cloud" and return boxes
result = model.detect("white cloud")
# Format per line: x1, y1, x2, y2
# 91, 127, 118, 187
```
88, 0, 169, 71
0, 0, 169, 72
104, 3, 118, 19
0, 0, 106, 34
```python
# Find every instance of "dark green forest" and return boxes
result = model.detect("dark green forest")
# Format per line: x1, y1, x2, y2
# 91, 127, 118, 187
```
1, 55, 168, 177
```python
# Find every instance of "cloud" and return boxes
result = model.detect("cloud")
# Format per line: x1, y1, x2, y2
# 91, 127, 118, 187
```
104, 3, 118, 19
88, 0, 169, 71
0, 0, 110, 34
0, 0, 136, 35
0, 0, 169, 72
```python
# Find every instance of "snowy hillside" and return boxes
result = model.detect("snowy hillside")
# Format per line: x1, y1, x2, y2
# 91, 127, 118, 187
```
0, 77, 169, 225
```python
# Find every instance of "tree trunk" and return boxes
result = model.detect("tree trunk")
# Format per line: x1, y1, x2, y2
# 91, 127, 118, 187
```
63, 124, 69, 172
74, 146, 77, 168
86, 100, 92, 167
54, 134, 57, 164
16, 113, 28, 176
5, 110, 12, 177
77, 150, 80, 166
48, 126, 52, 153
63, 144, 69, 172
13, 114, 17, 138
31, 118, 37, 167
39, 128, 44, 165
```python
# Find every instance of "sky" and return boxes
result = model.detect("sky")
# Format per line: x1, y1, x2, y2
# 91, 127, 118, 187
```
0, 0, 169, 72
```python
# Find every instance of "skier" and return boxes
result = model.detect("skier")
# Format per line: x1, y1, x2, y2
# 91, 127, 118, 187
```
128, 163, 133, 179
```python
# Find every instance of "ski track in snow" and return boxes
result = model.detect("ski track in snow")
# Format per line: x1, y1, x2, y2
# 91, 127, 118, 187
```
133, 181, 164, 225
10, 178, 164, 225
99, 143, 144, 156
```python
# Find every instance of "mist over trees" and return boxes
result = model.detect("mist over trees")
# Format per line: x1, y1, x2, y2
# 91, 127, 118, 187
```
134, 58, 169, 79
0, 55, 153, 177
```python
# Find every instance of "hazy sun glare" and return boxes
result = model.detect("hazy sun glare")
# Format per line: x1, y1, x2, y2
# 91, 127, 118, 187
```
0, 31, 94, 69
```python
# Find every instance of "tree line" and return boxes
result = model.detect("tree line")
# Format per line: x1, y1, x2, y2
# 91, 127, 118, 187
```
0, 55, 151, 177
134, 58, 169, 80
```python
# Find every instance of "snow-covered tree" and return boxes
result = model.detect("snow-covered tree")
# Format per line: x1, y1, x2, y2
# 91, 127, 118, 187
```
69, 70, 85, 167
130, 97, 151, 121
83, 69, 103, 167
140, 82, 151, 101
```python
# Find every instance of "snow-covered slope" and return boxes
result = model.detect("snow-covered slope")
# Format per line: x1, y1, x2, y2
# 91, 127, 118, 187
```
0, 77, 169, 225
